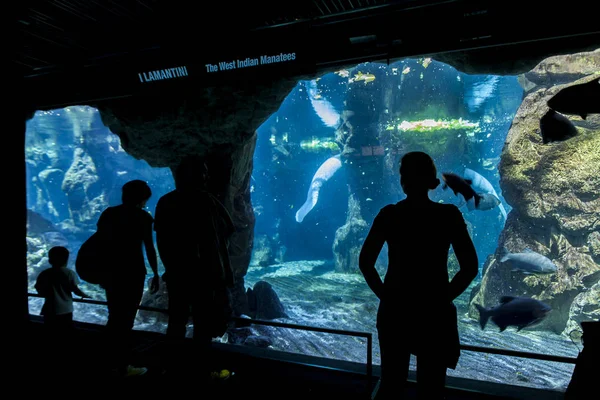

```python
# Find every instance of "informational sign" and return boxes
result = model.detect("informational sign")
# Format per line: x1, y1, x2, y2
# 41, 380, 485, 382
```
135, 50, 302, 86
204, 52, 297, 73
138, 66, 189, 83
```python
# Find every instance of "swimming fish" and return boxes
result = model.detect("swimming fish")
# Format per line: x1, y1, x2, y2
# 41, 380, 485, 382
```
475, 296, 551, 332
498, 247, 558, 275
350, 71, 376, 84
547, 77, 600, 120
466, 192, 500, 212
441, 172, 481, 209
463, 168, 507, 220
539, 109, 578, 144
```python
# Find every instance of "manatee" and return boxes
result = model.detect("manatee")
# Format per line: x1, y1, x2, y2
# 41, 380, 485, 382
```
464, 168, 507, 220
306, 79, 341, 128
295, 155, 343, 223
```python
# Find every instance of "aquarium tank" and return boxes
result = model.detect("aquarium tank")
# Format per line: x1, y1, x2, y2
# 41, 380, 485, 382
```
26, 50, 599, 392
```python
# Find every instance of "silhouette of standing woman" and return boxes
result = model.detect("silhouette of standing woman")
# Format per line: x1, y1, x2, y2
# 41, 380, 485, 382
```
359, 152, 478, 400
97, 179, 160, 377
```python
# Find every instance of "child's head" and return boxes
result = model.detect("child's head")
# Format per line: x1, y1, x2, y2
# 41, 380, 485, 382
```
48, 246, 69, 267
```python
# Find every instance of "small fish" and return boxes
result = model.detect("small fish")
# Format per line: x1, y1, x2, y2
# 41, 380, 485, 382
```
547, 77, 600, 120
441, 172, 481, 208
335, 69, 350, 78
539, 109, 578, 144
402, 66, 410, 75
498, 247, 558, 275
350, 71, 376, 84
422, 57, 432, 68
475, 296, 551, 332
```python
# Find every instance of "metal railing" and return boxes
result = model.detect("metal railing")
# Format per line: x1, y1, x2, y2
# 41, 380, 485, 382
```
28, 293, 579, 369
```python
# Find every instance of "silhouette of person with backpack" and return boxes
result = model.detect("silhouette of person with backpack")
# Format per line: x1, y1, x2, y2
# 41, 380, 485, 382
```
97, 179, 160, 377
359, 151, 478, 399
154, 155, 235, 383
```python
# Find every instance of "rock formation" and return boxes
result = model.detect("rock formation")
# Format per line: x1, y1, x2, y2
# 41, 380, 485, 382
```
469, 49, 600, 334
97, 79, 301, 315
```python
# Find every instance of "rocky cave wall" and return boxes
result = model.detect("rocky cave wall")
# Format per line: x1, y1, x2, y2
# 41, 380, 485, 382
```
468, 49, 600, 336
96, 80, 302, 315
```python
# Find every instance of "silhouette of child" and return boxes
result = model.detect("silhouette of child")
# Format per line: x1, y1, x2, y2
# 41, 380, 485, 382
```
35, 246, 90, 334
359, 151, 478, 400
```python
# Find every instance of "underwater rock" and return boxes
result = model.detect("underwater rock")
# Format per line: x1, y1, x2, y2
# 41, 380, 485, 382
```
62, 148, 103, 224
243, 335, 273, 348
246, 280, 288, 320
332, 192, 369, 273
434, 40, 599, 76
27, 209, 58, 235
25, 210, 71, 288
226, 135, 258, 317
250, 234, 275, 267
228, 326, 253, 345
523, 48, 600, 89
472, 53, 600, 333
562, 281, 600, 342
37, 168, 69, 221
98, 88, 271, 318
588, 231, 600, 263
469, 282, 481, 304
41, 231, 69, 248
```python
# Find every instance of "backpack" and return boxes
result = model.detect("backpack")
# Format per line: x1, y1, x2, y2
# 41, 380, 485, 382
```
75, 232, 107, 284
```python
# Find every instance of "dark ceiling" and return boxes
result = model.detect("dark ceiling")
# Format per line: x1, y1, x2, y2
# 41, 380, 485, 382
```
15, 0, 599, 109
17, 0, 416, 77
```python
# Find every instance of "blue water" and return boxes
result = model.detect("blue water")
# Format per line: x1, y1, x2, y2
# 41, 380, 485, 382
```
252, 59, 522, 271
25, 58, 583, 392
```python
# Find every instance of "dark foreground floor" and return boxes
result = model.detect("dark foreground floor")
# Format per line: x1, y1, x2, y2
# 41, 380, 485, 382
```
21, 319, 566, 400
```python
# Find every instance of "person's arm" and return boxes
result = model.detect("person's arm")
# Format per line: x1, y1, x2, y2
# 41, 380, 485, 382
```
154, 199, 175, 282
73, 286, 90, 298
34, 273, 47, 297
447, 206, 478, 302
69, 271, 90, 298
144, 216, 160, 293
359, 210, 387, 300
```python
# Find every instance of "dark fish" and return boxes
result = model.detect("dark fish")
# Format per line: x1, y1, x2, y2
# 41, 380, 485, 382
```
466, 192, 500, 212
441, 172, 481, 208
499, 247, 558, 275
539, 109, 578, 144
547, 77, 600, 120
475, 296, 551, 332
